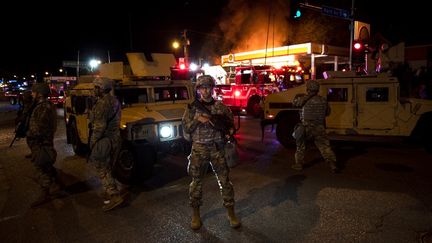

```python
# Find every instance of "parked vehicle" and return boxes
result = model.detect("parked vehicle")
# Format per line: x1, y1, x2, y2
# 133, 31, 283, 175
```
261, 71, 432, 152
64, 53, 194, 184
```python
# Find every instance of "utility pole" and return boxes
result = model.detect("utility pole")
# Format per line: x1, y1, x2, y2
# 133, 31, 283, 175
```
182, 29, 190, 67
77, 50, 80, 79
349, 0, 355, 71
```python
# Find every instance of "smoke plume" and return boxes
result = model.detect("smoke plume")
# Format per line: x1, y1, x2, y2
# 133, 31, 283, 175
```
219, 0, 290, 53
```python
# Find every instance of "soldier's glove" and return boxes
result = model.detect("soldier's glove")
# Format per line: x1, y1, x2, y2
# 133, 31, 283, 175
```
293, 93, 306, 107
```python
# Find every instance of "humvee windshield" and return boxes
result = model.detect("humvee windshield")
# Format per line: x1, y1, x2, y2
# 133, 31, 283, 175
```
154, 86, 189, 102
116, 88, 148, 105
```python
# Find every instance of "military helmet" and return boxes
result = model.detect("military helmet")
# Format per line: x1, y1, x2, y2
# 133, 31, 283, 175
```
93, 77, 113, 91
31, 83, 50, 96
306, 80, 320, 92
195, 75, 215, 89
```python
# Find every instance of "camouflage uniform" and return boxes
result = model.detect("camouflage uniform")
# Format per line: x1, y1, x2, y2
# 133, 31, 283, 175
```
183, 99, 235, 208
27, 96, 58, 190
293, 80, 338, 172
89, 92, 122, 197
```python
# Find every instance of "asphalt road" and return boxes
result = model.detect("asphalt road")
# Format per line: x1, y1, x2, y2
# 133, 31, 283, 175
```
0, 106, 431, 243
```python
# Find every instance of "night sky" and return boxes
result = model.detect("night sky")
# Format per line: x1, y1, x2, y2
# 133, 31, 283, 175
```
0, 0, 430, 78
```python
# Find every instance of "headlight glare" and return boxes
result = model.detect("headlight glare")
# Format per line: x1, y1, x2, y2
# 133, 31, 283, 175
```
160, 125, 173, 138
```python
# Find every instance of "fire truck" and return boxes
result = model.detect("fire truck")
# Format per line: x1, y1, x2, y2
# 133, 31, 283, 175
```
214, 64, 306, 117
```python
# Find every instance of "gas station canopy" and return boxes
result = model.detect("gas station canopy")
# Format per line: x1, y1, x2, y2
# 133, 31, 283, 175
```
221, 42, 350, 79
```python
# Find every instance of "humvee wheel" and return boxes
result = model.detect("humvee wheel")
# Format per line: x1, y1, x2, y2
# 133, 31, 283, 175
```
276, 113, 299, 148
113, 148, 135, 185
113, 142, 156, 184
69, 121, 88, 156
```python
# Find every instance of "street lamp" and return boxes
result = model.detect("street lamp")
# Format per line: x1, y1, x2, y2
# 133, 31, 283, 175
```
172, 41, 180, 49
59, 68, 67, 76
171, 30, 190, 67
89, 59, 101, 72
182, 29, 190, 67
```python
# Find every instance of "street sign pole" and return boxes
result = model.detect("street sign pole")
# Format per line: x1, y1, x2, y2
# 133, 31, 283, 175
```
77, 51, 80, 78
349, 0, 355, 71
303, 1, 355, 71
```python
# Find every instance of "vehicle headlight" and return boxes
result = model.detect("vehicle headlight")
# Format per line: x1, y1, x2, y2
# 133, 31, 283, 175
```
160, 125, 173, 138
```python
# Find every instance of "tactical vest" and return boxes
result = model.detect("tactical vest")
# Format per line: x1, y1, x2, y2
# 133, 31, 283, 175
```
190, 102, 225, 144
301, 96, 327, 125
89, 94, 121, 140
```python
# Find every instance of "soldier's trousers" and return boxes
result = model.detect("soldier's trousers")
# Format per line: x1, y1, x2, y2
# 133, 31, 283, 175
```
187, 142, 235, 208
91, 136, 121, 197
30, 145, 57, 190
295, 123, 336, 167
94, 160, 119, 197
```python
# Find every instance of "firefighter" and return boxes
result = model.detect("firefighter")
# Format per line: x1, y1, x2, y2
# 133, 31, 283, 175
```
182, 75, 241, 230
292, 80, 339, 173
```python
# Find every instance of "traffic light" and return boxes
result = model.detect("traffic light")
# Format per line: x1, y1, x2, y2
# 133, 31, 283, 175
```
353, 41, 363, 52
290, 0, 302, 20
352, 40, 366, 69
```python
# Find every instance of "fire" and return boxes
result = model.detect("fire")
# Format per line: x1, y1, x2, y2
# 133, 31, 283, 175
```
219, 0, 290, 53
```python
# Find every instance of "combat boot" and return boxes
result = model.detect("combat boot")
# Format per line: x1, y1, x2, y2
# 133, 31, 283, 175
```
329, 161, 340, 173
191, 207, 202, 230
291, 163, 303, 171
49, 181, 68, 199
226, 206, 241, 228
102, 194, 124, 212
100, 191, 111, 205
30, 188, 51, 208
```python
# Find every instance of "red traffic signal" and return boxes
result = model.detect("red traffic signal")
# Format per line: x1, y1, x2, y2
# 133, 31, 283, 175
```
353, 41, 363, 51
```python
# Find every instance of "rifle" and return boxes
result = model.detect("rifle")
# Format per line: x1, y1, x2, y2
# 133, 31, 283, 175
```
9, 112, 31, 147
192, 99, 234, 138
10, 101, 37, 147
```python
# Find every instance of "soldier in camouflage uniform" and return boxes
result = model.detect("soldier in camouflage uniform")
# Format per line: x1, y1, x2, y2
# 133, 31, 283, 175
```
27, 83, 62, 208
88, 77, 125, 212
292, 80, 339, 173
182, 75, 241, 230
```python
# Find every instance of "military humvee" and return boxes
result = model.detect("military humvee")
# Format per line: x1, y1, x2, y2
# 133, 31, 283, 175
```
64, 53, 194, 183
261, 71, 432, 152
